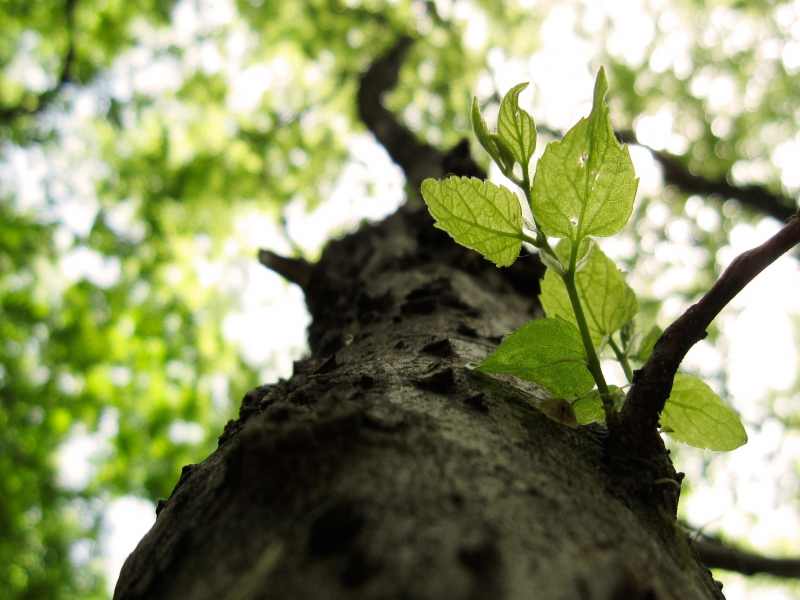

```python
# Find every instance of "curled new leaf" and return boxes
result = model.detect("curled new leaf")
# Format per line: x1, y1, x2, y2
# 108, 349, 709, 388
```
490, 134, 517, 173
474, 317, 595, 398
421, 176, 523, 267
471, 97, 505, 169
497, 82, 537, 167
660, 375, 748, 451
539, 246, 566, 276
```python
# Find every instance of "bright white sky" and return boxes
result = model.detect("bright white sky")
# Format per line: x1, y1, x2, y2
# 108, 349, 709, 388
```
8, 0, 800, 597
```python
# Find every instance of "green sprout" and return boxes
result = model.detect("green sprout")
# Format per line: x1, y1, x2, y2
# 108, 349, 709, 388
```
420, 68, 747, 452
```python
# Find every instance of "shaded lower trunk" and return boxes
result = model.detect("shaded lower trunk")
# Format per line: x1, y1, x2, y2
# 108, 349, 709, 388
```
114, 202, 724, 600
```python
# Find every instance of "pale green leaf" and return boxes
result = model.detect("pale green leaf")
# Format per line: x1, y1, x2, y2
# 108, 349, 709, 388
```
474, 317, 595, 398
421, 176, 523, 267
661, 375, 748, 451
632, 325, 662, 362
540, 240, 638, 347
531, 68, 638, 241
471, 97, 504, 169
497, 82, 537, 167
572, 392, 604, 425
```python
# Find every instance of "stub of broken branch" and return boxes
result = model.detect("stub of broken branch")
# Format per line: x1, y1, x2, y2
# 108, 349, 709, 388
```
258, 249, 312, 290
621, 210, 800, 438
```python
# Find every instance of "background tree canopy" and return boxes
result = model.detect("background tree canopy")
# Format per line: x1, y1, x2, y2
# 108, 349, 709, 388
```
2, 0, 800, 598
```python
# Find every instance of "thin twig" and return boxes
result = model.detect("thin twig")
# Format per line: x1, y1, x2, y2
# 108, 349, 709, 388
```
617, 131, 797, 223
621, 211, 800, 435
357, 37, 444, 191
694, 536, 800, 579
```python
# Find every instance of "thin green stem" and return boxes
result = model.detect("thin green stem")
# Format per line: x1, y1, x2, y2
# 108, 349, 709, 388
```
562, 274, 608, 395
520, 165, 557, 259
562, 241, 620, 427
608, 337, 633, 383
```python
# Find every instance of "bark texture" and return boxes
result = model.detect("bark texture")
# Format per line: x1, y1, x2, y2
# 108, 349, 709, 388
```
114, 203, 725, 600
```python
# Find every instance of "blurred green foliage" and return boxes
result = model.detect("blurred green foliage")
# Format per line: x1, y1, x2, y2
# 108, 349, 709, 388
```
2, 0, 800, 598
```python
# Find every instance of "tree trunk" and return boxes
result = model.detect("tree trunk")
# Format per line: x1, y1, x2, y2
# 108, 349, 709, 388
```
113, 200, 725, 600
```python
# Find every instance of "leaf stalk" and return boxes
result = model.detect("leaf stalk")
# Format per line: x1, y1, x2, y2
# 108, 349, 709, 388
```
562, 240, 620, 427
608, 337, 633, 383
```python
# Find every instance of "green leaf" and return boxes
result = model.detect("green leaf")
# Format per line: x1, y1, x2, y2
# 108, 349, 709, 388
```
420, 176, 523, 267
540, 240, 638, 347
471, 97, 505, 169
474, 317, 595, 398
497, 82, 537, 167
660, 375, 748, 451
632, 325, 662, 362
572, 386, 624, 425
531, 68, 638, 241
572, 392, 604, 425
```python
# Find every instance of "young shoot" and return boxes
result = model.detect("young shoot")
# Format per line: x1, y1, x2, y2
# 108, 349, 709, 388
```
420, 68, 747, 452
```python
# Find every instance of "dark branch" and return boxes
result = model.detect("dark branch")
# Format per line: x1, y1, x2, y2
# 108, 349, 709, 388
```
621, 210, 800, 436
694, 536, 800, 579
258, 249, 312, 290
616, 131, 797, 223
357, 37, 443, 191
357, 38, 485, 189
0, 0, 78, 124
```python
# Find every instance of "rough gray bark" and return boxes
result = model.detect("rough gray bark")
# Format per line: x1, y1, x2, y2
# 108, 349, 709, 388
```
113, 201, 725, 600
